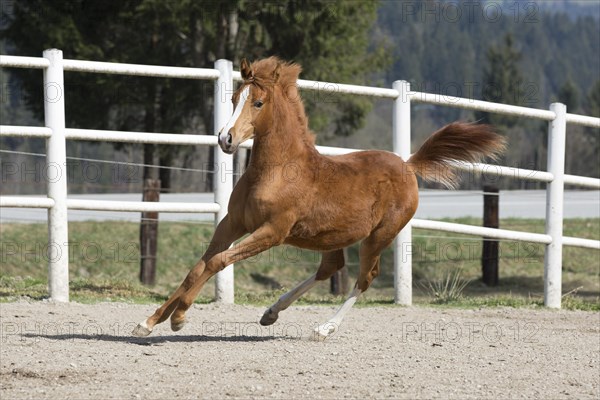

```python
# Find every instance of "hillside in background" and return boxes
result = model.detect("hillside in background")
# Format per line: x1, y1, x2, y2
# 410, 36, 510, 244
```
377, 0, 599, 111
341, 0, 599, 189
535, 0, 600, 20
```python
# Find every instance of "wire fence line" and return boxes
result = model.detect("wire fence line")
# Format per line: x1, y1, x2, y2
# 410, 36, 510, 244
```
0, 149, 217, 174
0, 149, 542, 196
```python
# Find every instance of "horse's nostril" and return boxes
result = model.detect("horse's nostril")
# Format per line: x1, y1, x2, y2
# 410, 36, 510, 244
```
226, 133, 233, 146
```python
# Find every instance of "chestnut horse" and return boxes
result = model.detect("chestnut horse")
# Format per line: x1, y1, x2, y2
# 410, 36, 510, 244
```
133, 57, 505, 339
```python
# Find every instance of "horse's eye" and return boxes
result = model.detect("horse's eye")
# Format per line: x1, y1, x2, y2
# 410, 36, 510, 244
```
253, 100, 264, 108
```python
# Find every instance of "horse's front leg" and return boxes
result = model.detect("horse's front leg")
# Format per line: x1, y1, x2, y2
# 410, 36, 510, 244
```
132, 215, 246, 337
168, 224, 285, 331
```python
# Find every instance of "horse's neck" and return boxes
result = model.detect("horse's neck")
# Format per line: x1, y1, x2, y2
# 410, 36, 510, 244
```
249, 129, 315, 168
247, 91, 318, 178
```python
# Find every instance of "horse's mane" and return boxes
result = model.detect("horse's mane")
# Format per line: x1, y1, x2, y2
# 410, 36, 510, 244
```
250, 57, 301, 88
248, 57, 316, 146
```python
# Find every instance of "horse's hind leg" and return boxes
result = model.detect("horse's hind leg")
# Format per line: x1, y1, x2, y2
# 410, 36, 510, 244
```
259, 274, 318, 326
314, 228, 396, 340
260, 250, 345, 326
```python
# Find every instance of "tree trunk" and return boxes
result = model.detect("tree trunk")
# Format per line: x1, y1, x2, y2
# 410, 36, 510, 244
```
140, 65, 160, 285
482, 186, 499, 286
226, 7, 239, 60
158, 155, 171, 193
157, 84, 171, 193
143, 81, 157, 181
140, 179, 160, 285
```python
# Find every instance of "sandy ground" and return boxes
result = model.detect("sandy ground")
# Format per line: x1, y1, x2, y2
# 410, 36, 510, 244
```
0, 300, 598, 399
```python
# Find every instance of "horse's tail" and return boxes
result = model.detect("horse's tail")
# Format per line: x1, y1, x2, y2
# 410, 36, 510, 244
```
407, 122, 506, 189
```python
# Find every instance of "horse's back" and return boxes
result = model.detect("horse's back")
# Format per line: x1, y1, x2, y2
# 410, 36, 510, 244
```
325, 150, 417, 193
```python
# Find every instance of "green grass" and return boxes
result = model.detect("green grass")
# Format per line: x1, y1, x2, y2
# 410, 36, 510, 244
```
1, 218, 598, 310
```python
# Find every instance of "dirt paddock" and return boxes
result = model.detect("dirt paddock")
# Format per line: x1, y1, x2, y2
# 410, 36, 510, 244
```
0, 300, 598, 399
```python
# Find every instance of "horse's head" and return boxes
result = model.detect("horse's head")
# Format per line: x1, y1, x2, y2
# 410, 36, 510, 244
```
218, 57, 302, 154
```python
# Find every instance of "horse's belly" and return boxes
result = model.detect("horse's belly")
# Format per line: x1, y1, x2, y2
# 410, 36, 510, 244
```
284, 235, 357, 251
285, 219, 370, 251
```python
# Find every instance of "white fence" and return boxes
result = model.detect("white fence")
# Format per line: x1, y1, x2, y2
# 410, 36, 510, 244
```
1, 49, 599, 307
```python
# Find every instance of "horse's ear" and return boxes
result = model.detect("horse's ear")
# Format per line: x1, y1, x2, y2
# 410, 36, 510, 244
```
241, 58, 254, 81
286, 84, 299, 102
272, 62, 281, 83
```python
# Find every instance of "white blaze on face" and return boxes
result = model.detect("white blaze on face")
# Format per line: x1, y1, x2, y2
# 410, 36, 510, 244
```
220, 86, 250, 142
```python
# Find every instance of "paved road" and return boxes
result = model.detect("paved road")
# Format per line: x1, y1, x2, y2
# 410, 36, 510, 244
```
1, 190, 598, 223
416, 189, 599, 219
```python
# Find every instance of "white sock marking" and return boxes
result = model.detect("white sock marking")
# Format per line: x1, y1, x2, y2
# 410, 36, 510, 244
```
315, 287, 362, 338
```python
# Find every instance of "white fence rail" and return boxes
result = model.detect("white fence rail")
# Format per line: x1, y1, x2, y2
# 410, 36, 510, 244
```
1, 50, 599, 307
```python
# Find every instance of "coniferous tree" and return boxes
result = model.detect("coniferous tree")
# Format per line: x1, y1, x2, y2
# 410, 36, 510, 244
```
587, 80, 600, 118
476, 34, 524, 128
558, 79, 580, 112
2, 0, 388, 190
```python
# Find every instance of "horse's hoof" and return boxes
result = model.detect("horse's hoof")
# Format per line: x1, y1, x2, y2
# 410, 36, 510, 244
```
259, 308, 279, 326
132, 320, 153, 337
312, 322, 337, 341
171, 319, 186, 332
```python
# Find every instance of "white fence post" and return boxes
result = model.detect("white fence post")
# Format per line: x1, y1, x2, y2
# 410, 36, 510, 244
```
43, 49, 69, 302
393, 80, 412, 305
544, 102, 566, 308
213, 59, 235, 303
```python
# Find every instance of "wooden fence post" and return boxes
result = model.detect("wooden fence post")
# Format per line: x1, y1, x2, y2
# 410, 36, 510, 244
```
330, 267, 349, 296
140, 179, 160, 285
330, 249, 349, 295
482, 185, 499, 286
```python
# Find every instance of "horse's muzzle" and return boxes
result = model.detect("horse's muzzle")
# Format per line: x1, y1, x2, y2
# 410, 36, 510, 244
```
218, 131, 236, 154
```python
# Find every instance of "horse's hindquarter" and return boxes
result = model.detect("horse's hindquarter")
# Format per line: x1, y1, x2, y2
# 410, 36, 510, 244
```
285, 151, 419, 250
318, 150, 419, 217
